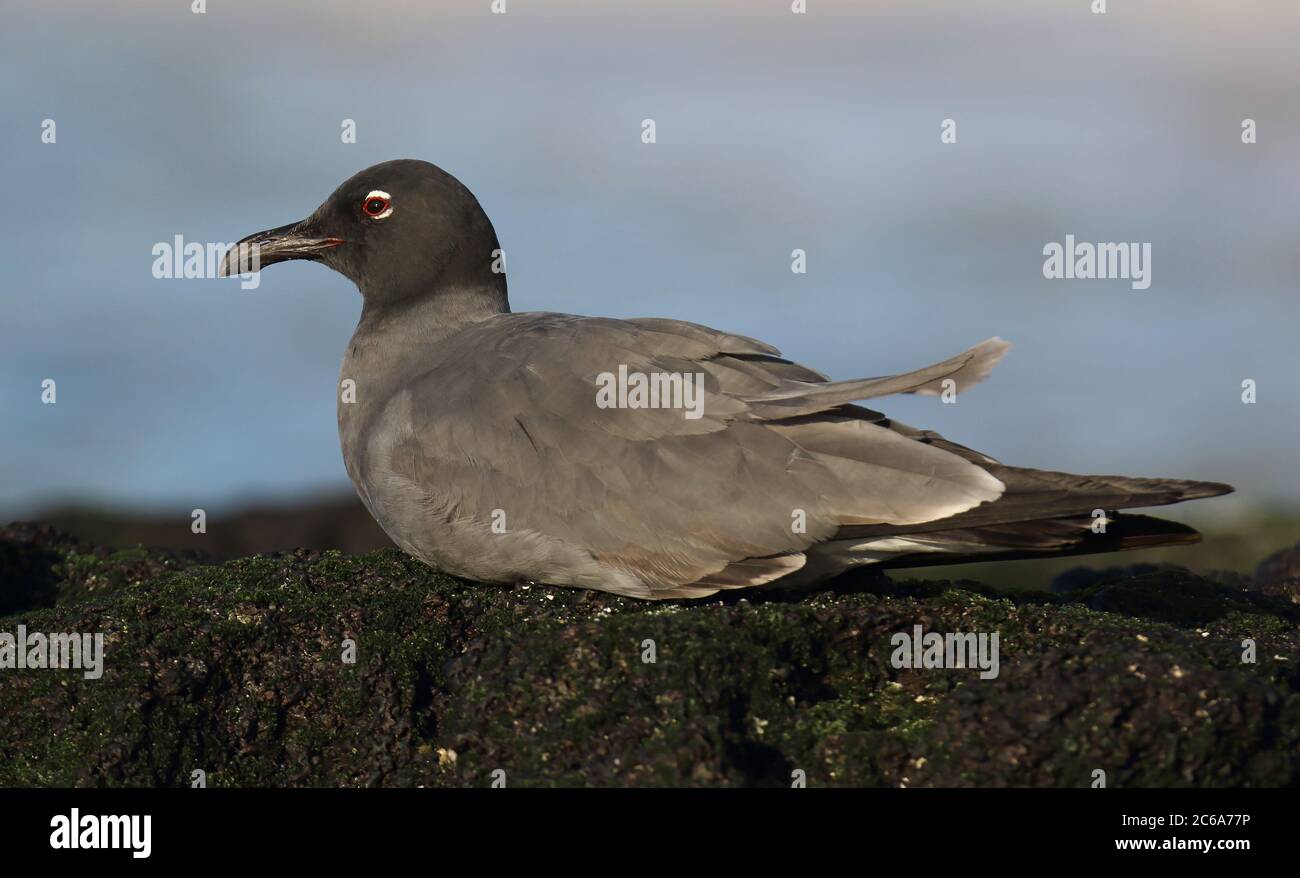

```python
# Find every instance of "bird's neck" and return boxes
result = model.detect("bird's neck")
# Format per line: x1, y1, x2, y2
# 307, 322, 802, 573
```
347, 286, 508, 395
358, 278, 509, 334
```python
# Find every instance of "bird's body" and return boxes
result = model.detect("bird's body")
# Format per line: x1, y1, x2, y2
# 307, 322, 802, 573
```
223, 159, 1233, 599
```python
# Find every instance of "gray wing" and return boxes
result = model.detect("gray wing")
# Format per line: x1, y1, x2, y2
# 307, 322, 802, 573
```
378, 312, 1007, 598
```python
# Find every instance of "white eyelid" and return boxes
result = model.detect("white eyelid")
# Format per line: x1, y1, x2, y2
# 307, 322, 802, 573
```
364, 189, 393, 220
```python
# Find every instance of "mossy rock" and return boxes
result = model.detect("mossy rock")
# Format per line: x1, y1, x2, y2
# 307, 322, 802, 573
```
1, 525, 1297, 787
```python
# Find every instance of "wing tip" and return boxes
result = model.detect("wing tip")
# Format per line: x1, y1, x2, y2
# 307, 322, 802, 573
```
1178, 480, 1235, 501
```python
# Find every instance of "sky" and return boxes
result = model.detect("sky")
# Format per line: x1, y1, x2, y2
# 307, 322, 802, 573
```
2, 0, 1298, 521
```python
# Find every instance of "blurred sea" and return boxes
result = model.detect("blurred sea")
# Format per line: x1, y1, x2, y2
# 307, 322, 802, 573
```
3, 1, 1297, 542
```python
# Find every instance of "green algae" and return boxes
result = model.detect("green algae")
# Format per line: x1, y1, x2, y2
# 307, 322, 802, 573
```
1, 526, 1296, 787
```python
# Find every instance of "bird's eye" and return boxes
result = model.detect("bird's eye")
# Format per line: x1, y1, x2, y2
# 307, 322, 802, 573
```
360, 190, 393, 219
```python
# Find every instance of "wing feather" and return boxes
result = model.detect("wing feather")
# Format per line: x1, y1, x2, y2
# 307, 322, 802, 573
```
372, 313, 1005, 594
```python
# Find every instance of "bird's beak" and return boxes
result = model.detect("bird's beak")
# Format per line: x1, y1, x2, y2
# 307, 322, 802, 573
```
219, 219, 344, 277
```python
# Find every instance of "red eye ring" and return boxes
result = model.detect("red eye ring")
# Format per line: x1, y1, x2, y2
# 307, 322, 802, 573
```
362, 196, 390, 217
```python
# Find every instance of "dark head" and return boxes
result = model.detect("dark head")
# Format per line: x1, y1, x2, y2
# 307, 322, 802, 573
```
220, 159, 508, 321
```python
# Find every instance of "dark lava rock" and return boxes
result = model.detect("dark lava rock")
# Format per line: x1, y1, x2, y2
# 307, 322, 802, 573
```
1254, 541, 1300, 603
1, 524, 1297, 787
1054, 563, 1255, 596
0, 523, 207, 616
1051, 562, 1191, 594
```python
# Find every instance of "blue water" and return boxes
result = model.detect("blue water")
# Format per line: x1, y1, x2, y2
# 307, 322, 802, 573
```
3, 1, 1297, 518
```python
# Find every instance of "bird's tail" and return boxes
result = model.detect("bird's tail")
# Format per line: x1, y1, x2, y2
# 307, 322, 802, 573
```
861, 511, 1201, 570
827, 467, 1234, 570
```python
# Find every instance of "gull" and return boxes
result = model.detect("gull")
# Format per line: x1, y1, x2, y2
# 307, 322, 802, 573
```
220, 160, 1232, 599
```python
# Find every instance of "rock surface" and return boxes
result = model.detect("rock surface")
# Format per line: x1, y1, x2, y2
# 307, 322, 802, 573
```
1, 523, 1297, 787
1254, 540, 1300, 603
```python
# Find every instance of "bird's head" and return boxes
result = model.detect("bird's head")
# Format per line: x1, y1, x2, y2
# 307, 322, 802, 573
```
220, 159, 507, 316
